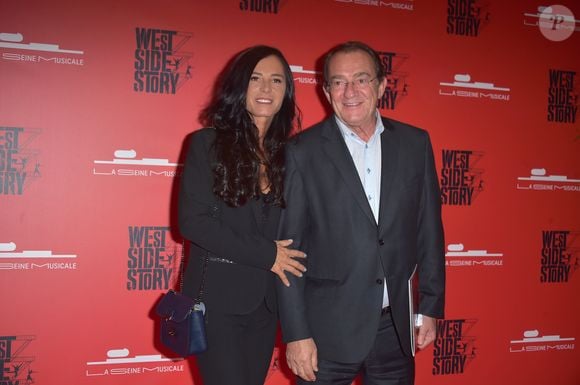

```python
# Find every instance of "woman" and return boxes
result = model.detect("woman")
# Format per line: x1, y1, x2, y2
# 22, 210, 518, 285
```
178, 46, 306, 385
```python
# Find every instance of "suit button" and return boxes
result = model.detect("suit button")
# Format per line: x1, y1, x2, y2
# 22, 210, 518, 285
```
379, 239, 385, 245
376, 279, 383, 285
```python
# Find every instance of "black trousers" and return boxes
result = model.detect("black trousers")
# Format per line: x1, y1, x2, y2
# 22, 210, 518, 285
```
196, 300, 277, 385
297, 310, 415, 385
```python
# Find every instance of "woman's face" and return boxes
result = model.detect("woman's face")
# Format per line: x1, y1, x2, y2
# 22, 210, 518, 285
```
245, 55, 287, 132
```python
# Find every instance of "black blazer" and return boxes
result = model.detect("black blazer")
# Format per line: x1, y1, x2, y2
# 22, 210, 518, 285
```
277, 116, 445, 363
179, 128, 279, 315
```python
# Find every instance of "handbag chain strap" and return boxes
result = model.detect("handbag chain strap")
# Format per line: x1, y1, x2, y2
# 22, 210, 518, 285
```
179, 240, 208, 305
194, 252, 208, 305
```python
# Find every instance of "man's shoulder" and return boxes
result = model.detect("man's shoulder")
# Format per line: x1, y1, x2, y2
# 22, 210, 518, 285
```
382, 116, 426, 135
289, 118, 333, 147
381, 117, 429, 141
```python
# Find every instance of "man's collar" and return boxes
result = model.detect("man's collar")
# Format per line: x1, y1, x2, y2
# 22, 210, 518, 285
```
334, 110, 384, 143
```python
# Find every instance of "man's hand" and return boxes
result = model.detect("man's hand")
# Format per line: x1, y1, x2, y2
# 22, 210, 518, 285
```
286, 338, 318, 382
416, 315, 437, 350
272, 239, 307, 287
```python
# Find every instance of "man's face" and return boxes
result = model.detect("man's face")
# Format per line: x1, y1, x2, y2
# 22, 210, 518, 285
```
323, 50, 386, 132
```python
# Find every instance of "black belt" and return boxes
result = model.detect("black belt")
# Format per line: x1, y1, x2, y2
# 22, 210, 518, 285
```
381, 306, 391, 315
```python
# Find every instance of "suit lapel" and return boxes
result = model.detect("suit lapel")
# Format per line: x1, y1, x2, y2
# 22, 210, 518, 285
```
377, 118, 400, 230
321, 118, 376, 226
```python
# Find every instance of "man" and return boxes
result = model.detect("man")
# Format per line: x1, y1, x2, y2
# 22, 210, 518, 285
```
277, 41, 445, 384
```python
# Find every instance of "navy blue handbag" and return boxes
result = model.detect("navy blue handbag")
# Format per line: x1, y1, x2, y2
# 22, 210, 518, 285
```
156, 289, 207, 356
156, 249, 208, 357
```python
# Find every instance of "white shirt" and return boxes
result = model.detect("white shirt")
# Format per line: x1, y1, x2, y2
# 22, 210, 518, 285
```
335, 111, 390, 308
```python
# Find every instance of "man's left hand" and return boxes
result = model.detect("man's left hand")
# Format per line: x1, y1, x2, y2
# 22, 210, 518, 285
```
416, 315, 436, 350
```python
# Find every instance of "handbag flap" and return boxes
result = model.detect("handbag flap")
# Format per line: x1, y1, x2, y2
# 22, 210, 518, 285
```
156, 290, 195, 322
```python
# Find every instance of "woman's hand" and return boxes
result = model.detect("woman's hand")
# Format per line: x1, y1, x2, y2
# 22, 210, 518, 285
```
272, 239, 307, 286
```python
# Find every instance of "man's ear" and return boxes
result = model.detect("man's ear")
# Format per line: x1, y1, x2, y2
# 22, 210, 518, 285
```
377, 77, 387, 99
323, 86, 331, 104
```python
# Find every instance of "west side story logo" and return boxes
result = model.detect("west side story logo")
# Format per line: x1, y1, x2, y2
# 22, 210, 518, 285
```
0, 335, 36, 385
240, 0, 283, 13
447, 0, 489, 37
432, 319, 477, 375
127, 226, 179, 291
377, 51, 409, 110
510, 329, 575, 352
134, 28, 193, 94
0, 127, 41, 195
0, 242, 78, 271
86, 347, 183, 377
547, 69, 577, 123
440, 149, 484, 205
0, 32, 84, 65
93, 149, 182, 178
540, 230, 579, 283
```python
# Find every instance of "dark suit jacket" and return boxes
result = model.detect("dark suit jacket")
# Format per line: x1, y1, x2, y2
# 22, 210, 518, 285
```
179, 128, 279, 315
277, 116, 445, 363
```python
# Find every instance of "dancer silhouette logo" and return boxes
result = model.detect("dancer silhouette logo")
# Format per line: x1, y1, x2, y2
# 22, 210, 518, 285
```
127, 226, 179, 291
0, 127, 42, 195
240, 0, 282, 13
134, 27, 194, 94
540, 230, 578, 283
547, 69, 577, 123
376, 51, 410, 111
446, 0, 489, 36
0, 335, 36, 384
432, 319, 477, 375
440, 149, 485, 206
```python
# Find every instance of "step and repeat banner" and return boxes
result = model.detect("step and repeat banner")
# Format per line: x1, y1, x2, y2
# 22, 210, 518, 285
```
1, 1, 578, 384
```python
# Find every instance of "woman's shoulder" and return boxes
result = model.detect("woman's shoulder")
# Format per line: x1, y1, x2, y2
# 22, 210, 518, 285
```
191, 127, 216, 142
188, 127, 216, 150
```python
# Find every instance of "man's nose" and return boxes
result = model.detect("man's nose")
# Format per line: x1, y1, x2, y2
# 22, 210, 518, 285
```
343, 81, 357, 96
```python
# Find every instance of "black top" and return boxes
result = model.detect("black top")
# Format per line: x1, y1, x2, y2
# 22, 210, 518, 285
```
179, 128, 280, 315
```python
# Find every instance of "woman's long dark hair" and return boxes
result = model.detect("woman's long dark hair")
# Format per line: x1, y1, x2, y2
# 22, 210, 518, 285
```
201, 45, 299, 208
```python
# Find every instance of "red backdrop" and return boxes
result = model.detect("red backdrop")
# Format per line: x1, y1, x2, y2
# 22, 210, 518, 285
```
1, 1, 579, 385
